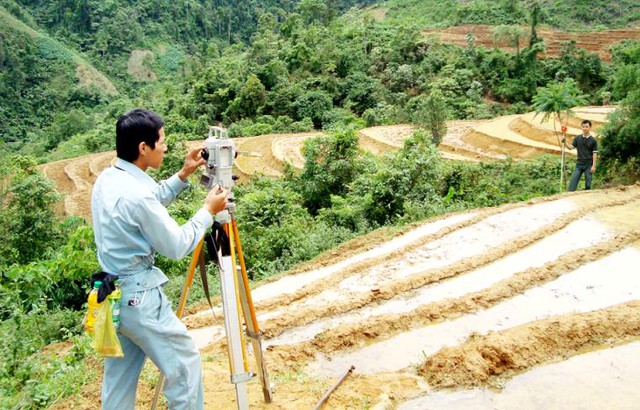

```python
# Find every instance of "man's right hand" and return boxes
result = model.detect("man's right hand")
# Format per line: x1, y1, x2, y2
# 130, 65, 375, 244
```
204, 186, 228, 214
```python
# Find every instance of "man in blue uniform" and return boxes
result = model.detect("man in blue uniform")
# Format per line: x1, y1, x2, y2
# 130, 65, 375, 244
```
563, 119, 598, 191
91, 109, 228, 409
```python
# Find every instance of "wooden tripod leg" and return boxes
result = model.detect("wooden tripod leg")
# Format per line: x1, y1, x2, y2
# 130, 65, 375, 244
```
231, 219, 273, 403
150, 239, 204, 410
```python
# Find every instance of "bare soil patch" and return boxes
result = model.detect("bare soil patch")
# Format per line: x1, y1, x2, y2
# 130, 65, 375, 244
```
421, 300, 640, 389
75, 63, 118, 96
127, 49, 157, 81
422, 25, 640, 62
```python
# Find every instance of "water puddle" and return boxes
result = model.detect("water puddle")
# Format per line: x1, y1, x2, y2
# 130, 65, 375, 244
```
271, 199, 576, 316
191, 325, 226, 350
244, 212, 478, 323
309, 246, 640, 377
399, 342, 640, 410
265, 216, 612, 347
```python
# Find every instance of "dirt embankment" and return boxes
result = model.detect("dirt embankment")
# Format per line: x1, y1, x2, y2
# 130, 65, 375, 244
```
422, 25, 640, 62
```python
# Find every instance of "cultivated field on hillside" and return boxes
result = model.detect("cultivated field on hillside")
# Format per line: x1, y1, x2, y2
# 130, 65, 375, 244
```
42, 105, 640, 409
41, 106, 614, 222
421, 25, 640, 62
53, 184, 640, 409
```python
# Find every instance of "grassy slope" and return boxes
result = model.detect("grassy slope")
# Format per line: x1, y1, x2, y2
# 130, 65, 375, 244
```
0, 6, 118, 96
372, 0, 640, 30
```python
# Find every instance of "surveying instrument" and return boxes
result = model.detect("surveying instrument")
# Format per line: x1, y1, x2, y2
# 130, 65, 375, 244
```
151, 126, 272, 409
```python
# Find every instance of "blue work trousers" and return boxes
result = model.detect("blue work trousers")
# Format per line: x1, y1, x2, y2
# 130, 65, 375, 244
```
568, 162, 593, 192
102, 287, 204, 410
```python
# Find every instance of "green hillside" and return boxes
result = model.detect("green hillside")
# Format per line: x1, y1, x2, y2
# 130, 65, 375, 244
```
1, 0, 638, 163
1, 1, 640, 408
0, 5, 117, 152
374, 0, 640, 30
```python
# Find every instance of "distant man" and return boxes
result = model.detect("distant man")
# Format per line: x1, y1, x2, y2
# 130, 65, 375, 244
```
563, 119, 598, 191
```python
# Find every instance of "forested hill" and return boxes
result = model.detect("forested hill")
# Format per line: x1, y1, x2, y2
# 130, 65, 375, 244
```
375, 0, 640, 30
1, 3, 640, 407
1, 0, 639, 162
0, 0, 375, 154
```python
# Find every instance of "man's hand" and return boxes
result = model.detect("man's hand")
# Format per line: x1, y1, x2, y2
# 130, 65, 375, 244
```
204, 186, 228, 215
591, 165, 596, 173
178, 146, 206, 181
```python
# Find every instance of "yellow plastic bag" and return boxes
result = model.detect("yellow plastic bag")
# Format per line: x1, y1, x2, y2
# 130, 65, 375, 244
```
92, 302, 124, 358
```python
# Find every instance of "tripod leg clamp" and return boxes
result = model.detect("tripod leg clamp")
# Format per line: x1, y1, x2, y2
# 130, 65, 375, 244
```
245, 329, 263, 340
231, 372, 256, 384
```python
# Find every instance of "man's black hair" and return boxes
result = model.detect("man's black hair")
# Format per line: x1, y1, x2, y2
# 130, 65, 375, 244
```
116, 109, 165, 162
581, 119, 592, 127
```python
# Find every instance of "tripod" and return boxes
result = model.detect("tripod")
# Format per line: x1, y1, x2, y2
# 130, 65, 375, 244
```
151, 198, 272, 409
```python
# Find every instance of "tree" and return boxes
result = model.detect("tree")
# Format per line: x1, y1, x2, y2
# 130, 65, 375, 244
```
532, 78, 588, 189
225, 74, 267, 120
529, 1, 542, 47
0, 155, 62, 266
295, 129, 362, 214
600, 89, 640, 165
295, 90, 333, 128
413, 90, 449, 146
492, 25, 525, 57
600, 42, 640, 168
298, 0, 328, 26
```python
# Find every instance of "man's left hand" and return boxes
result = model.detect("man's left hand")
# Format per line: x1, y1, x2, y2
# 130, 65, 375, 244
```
591, 166, 596, 173
178, 146, 206, 181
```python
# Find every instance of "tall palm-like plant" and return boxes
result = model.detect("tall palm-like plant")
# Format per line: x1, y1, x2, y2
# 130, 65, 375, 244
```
532, 79, 588, 189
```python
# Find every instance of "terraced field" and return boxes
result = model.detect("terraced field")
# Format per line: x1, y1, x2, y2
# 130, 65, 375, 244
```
175, 184, 640, 409
40, 106, 614, 222
44, 105, 640, 409
421, 25, 640, 62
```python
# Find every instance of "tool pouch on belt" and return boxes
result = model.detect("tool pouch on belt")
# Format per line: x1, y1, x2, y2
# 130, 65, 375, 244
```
90, 271, 119, 303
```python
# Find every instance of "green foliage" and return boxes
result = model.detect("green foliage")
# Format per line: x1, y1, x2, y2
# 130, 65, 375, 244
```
411, 90, 449, 145
456, 0, 527, 26
350, 130, 443, 225
0, 19, 76, 147
601, 90, 640, 165
293, 128, 364, 214
295, 90, 334, 128
610, 41, 640, 101
382, 0, 640, 30
226, 116, 314, 138
0, 155, 62, 266
225, 74, 267, 121
1, 224, 97, 312
601, 41, 640, 167
234, 178, 354, 279
45, 110, 94, 150
0, 305, 93, 409
556, 41, 607, 94
441, 155, 562, 207
532, 78, 588, 125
